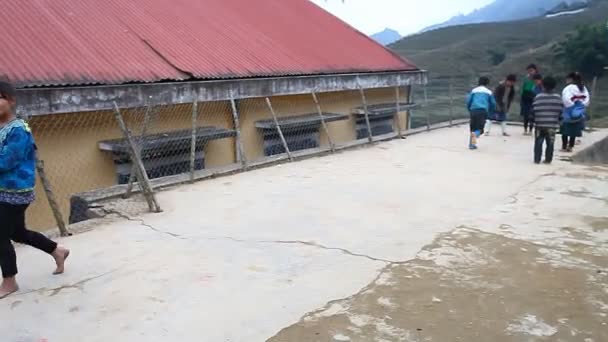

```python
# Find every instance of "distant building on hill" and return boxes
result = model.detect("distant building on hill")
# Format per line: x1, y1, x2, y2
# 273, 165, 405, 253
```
546, 1, 589, 17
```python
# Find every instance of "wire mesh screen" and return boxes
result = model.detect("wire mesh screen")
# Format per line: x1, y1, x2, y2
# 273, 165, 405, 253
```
25, 84, 467, 234
28, 108, 141, 231
410, 74, 480, 129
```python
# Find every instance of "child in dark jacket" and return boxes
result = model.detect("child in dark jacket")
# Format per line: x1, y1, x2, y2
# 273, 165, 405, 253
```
486, 74, 516, 136
466, 77, 497, 150
0, 81, 70, 299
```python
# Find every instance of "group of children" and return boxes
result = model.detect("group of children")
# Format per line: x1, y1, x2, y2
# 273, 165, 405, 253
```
466, 64, 591, 164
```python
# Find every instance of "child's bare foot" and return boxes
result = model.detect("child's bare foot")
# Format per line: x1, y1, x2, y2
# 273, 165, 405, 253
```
52, 246, 70, 275
0, 277, 19, 299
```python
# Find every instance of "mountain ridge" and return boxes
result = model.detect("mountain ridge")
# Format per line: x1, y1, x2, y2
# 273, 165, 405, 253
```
391, 0, 607, 77
423, 0, 588, 32
371, 28, 402, 46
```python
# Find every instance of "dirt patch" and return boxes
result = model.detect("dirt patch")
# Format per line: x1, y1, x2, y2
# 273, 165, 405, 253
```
561, 188, 608, 205
586, 166, 608, 174
563, 172, 608, 181
269, 229, 608, 342
585, 216, 608, 233
561, 226, 594, 240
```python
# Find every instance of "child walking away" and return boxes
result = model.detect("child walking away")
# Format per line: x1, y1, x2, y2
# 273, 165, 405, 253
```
466, 77, 496, 150
0, 81, 70, 299
486, 74, 517, 136
532, 76, 563, 164
521, 64, 540, 135
561, 72, 590, 152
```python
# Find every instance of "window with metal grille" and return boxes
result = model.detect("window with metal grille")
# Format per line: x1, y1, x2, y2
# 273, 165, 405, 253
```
256, 113, 348, 157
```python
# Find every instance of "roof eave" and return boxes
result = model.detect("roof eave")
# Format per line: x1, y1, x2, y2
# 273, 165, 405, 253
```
17, 70, 428, 117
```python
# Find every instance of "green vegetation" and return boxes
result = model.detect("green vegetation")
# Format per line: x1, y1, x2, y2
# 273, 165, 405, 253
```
554, 24, 608, 79
390, 0, 608, 127
487, 49, 507, 66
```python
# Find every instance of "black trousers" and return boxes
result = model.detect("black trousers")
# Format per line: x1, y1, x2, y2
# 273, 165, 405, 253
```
534, 128, 556, 163
469, 110, 487, 134
521, 99, 534, 132
0, 202, 57, 278
562, 134, 576, 150
523, 115, 534, 132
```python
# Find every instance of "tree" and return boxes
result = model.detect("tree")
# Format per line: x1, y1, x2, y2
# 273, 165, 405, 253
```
554, 24, 608, 78
487, 49, 506, 66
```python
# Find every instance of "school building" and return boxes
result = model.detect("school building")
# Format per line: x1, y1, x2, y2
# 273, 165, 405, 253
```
0, 0, 425, 230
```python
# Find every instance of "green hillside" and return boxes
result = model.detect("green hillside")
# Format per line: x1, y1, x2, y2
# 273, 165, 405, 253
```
390, 1, 608, 127
392, 2, 608, 76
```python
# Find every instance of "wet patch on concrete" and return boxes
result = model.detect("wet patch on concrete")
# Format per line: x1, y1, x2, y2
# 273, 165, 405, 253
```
269, 228, 608, 342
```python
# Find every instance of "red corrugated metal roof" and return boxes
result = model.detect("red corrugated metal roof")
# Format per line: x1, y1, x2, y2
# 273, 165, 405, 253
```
0, 0, 418, 87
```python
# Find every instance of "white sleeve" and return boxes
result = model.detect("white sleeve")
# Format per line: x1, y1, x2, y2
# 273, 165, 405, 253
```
562, 86, 575, 108
583, 87, 591, 107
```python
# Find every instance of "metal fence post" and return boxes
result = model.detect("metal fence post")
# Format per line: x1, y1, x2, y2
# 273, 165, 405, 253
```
190, 94, 198, 182
35, 159, 70, 236
265, 97, 293, 161
113, 102, 161, 213
311, 91, 335, 152
358, 85, 374, 143
230, 94, 248, 168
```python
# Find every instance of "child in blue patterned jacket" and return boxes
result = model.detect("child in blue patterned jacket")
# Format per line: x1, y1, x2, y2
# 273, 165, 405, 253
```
0, 81, 70, 299
466, 77, 497, 150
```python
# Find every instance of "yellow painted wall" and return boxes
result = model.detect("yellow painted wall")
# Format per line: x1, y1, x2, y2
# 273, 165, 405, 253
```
26, 87, 408, 231
27, 102, 235, 230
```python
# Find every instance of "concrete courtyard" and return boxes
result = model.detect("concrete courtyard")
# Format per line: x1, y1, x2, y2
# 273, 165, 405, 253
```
2, 125, 607, 342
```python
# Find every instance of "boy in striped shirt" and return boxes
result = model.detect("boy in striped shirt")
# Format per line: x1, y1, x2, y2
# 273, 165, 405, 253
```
532, 76, 563, 164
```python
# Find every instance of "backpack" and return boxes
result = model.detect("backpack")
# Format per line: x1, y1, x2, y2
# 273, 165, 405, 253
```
569, 101, 586, 122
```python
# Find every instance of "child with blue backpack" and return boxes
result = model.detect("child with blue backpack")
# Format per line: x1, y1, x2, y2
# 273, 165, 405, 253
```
466, 77, 497, 150
561, 72, 590, 152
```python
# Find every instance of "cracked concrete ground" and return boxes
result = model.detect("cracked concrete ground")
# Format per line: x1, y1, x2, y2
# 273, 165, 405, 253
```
1, 126, 607, 342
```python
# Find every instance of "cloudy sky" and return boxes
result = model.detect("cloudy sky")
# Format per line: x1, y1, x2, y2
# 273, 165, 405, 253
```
310, 0, 494, 35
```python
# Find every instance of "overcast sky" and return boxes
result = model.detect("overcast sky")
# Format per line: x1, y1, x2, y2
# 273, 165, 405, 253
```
311, 0, 494, 35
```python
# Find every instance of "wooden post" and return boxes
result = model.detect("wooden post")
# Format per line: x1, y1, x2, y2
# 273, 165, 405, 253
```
424, 85, 430, 131
358, 86, 374, 143
113, 102, 161, 213
35, 159, 70, 236
311, 91, 335, 152
124, 105, 152, 198
394, 87, 404, 138
590, 76, 598, 127
449, 78, 454, 126
265, 97, 293, 161
230, 95, 247, 167
190, 98, 198, 182
407, 85, 414, 130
